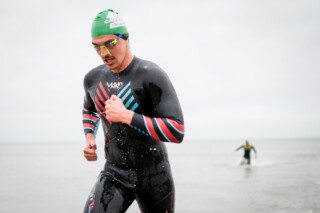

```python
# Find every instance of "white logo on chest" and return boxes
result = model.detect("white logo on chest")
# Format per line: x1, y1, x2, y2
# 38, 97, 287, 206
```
106, 82, 123, 89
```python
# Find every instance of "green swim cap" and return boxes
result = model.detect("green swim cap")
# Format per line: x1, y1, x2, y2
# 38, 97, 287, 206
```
91, 9, 128, 37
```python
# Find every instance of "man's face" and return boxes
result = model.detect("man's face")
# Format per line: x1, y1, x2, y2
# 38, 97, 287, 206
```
92, 34, 127, 72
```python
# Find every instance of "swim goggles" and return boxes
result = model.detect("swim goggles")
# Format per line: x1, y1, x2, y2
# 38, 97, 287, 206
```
92, 34, 122, 55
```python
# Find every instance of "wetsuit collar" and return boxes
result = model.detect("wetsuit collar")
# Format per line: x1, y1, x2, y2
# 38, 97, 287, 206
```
106, 56, 137, 76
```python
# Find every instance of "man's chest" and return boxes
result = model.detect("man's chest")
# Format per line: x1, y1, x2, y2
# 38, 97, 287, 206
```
89, 77, 141, 114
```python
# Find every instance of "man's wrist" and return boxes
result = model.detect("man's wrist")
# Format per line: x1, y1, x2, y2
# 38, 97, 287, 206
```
122, 109, 134, 126
85, 133, 95, 141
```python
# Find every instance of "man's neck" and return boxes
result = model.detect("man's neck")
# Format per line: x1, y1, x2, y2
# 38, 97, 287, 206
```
111, 51, 134, 73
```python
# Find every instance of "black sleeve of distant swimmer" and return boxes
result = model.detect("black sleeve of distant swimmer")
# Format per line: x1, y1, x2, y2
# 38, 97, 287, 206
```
130, 61, 185, 143
82, 71, 100, 136
252, 146, 257, 153
236, 146, 243, 151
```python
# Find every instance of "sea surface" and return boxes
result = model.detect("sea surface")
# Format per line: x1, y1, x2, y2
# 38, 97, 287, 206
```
0, 138, 319, 213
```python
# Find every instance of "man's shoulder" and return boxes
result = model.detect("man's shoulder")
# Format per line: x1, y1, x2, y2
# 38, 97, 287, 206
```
135, 58, 166, 79
138, 58, 162, 72
84, 64, 105, 81
83, 64, 106, 88
86, 64, 105, 77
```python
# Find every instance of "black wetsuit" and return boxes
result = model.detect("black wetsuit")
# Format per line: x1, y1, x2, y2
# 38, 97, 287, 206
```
82, 56, 184, 213
236, 144, 257, 165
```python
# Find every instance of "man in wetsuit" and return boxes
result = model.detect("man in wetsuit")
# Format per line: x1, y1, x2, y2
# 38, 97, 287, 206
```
82, 10, 184, 213
234, 140, 257, 165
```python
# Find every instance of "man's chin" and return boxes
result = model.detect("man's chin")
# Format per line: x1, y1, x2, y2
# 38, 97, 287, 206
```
104, 63, 120, 72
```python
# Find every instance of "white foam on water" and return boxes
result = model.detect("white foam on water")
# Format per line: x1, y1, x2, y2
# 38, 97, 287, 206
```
230, 157, 275, 167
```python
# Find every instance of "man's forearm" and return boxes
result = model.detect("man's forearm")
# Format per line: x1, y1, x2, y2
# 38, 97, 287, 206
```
130, 113, 185, 143
83, 107, 100, 136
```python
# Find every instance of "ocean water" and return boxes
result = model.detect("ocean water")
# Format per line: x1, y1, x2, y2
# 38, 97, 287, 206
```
0, 139, 319, 213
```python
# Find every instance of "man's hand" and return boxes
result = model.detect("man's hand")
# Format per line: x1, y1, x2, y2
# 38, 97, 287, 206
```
83, 133, 97, 161
105, 95, 134, 125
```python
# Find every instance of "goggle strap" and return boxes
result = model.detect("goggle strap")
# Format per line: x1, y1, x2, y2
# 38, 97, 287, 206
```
112, 34, 122, 45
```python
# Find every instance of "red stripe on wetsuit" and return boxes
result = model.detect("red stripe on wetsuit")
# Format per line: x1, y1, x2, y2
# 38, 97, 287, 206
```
166, 118, 185, 132
83, 114, 99, 122
156, 118, 181, 143
144, 116, 184, 143
144, 116, 161, 141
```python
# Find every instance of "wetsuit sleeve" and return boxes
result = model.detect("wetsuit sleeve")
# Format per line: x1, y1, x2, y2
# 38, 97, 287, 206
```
236, 146, 244, 151
82, 75, 100, 136
252, 146, 257, 154
130, 64, 184, 143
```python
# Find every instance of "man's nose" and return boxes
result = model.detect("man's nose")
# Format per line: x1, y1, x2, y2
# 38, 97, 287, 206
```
100, 46, 112, 57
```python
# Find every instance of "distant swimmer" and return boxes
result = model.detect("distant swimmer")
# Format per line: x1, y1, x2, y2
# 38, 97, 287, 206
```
234, 140, 257, 165
81, 9, 184, 213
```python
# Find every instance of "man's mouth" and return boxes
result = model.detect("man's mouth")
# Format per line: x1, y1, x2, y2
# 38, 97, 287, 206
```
104, 57, 114, 65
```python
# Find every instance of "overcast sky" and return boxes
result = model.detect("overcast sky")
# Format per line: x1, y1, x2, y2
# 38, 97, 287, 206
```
0, 0, 319, 142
